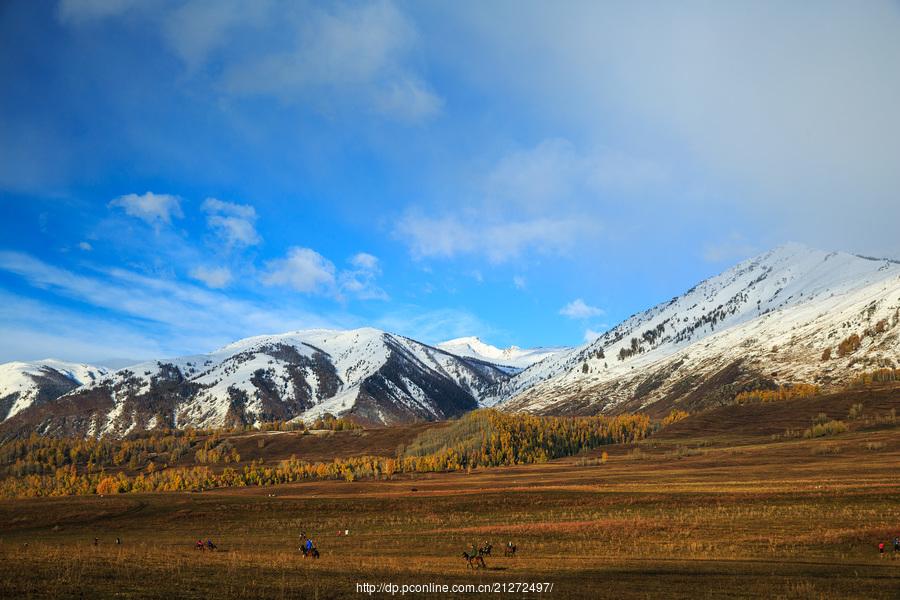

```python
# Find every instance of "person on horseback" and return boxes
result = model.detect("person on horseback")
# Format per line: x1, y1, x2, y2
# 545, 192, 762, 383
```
206, 539, 216, 550
196, 539, 204, 551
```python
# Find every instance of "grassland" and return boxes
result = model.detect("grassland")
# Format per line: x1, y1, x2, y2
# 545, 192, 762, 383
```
1, 389, 899, 599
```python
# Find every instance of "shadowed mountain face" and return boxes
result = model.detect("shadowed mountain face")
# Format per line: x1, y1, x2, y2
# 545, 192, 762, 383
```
1, 329, 508, 438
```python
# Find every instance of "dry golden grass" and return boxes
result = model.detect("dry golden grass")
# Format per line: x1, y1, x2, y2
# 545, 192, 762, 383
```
2, 399, 900, 598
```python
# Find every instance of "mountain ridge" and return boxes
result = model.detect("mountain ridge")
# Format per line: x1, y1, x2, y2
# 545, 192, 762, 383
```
494, 243, 900, 415
3, 243, 899, 437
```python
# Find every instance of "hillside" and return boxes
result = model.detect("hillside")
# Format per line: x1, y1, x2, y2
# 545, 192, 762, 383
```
496, 244, 900, 416
1, 328, 510, 437
0, 360, 108, 422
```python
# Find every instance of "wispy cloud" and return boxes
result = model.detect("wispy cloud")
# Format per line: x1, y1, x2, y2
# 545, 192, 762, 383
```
261, 247, 337, 295
189, 265, 233, 289
375, 306, 493, 345
340, 253, 388, 300
261, 247, 389, 301
560, 298, 605, 319
202, 197, 261, 248
0, 250, 341, 358
393, 138, 664, 263
583, 328, 607, 343
108, 192, 183, 228
396, 212, 594, 263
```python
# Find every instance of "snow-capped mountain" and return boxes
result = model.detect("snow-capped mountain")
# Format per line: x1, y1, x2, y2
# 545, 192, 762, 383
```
4, 244, 899, 437
437, 336, 566, 373
496, 243, 900, 416
3, 328, 510, 437
0, 360, 108, 421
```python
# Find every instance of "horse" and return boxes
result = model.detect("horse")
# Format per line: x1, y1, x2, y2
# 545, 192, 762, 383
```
479, 543, 492, 556
301, 546, 320, 559
462, 551, 486, 569
504, 543, 517, 557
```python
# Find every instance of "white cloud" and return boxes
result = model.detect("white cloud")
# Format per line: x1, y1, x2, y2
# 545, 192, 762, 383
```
442, 2, 900, 257
560, 298, 605, 319
78, 241, 93, 251
513, 275, 526, 290
393, 137, 659, 263
486, 138, 666, 215
56, 0, 441, 123
349, 252, 379, 270
396, 212, 594, 264
0, 251, 340, 360
583, 328, 604, 342
189, 265, 233, 289
261, 247, 337, 295
108, 192, 183, 228
161, 0, 270, 71
220, 1, 441, 122
202, 197, 261, 247
340, 253, 388, 300
261, 248, 387, 300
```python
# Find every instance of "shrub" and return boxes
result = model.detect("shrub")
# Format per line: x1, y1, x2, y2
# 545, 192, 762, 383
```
660, 409, 690, 427
837, 333, 861, 357
804, 419, 848, 439
735, 384, 820, 404
849, 368, 900, 388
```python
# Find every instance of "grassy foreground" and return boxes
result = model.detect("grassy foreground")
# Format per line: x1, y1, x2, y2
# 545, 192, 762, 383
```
1, 393, 900, 599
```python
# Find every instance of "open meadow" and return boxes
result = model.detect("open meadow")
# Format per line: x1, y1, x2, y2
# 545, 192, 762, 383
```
2, 389, 900, 599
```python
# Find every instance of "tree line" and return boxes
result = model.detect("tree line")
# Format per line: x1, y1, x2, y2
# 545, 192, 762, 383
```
0, 410, 653, 498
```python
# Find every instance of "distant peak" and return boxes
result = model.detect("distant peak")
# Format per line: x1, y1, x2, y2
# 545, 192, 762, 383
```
441, 336, 483, 345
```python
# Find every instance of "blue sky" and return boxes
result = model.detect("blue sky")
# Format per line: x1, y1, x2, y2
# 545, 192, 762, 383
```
2, 1, 900, 363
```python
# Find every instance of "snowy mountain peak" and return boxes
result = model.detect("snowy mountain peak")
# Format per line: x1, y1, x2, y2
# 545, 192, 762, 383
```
1, 328, 515, 437
0, 360, 108, 421
437, 336, 566, 372
496, 244, 900, 414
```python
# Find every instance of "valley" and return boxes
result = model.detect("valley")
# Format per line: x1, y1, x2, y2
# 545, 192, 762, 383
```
1, 388, 899, 599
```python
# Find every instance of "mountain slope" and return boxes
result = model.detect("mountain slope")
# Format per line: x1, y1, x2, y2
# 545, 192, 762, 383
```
0, 360, 108, 421
437, 336, 566, 373
3, 328, 510, 437
496, 244, 900, 416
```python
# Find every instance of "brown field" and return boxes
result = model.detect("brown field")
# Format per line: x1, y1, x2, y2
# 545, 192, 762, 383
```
1, 391, 900, 599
